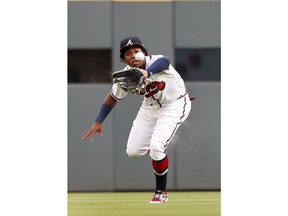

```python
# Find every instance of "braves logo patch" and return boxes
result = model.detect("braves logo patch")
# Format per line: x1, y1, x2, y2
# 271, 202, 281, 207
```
144, 81, 166, 98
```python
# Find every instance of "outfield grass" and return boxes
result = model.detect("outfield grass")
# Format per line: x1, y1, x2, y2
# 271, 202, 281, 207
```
68, 191, 220, 216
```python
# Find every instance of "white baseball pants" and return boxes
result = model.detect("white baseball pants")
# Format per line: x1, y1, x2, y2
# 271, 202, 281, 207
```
126, 94, 191, 161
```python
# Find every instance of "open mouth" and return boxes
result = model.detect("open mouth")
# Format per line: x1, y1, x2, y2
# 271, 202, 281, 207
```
132, 60, 139, 65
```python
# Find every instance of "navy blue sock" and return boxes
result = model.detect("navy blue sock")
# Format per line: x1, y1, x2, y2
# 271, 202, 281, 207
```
152, 156, 169, 192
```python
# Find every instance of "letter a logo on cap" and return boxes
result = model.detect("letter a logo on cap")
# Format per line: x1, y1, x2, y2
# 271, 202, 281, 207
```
126, 39, 133, 46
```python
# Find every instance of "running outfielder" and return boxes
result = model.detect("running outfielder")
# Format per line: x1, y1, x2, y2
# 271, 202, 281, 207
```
82, 36, 194, 203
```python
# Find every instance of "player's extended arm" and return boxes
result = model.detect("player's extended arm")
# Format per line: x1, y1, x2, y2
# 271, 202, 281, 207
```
82, 93, 117, 141
134, 57, 170, 79
146, 56, 170, 76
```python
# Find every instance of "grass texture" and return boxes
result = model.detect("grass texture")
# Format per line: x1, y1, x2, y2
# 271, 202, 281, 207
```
68, 191, 220, 216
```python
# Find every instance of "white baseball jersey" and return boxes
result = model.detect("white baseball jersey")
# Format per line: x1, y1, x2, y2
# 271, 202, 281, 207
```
110, 55, 188, 109
110, 55, 191, 161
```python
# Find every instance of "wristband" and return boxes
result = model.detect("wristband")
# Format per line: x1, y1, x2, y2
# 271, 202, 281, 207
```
95, 103, 113, 123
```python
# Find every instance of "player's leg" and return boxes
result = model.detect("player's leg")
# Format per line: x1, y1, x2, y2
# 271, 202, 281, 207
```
149, 119, 182, 195
149, 118, 176, 204
149, 95, 191, 203
126, 106, 156, 158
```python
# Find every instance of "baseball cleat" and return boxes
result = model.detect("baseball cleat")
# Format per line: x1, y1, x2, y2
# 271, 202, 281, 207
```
149, 190, 168, 204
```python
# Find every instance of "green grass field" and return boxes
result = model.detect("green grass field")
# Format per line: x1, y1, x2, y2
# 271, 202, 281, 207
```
68, 191, 220, 216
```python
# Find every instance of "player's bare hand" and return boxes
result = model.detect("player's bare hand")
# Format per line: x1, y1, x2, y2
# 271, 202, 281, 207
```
82, 122, 103, 141
138, 69, 149, 77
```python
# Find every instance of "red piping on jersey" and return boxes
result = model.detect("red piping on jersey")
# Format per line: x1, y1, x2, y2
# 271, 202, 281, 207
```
110, 91, 124, 101
177, 91, 188, 100
177, 91, 196, 101
151, 95, 162, 107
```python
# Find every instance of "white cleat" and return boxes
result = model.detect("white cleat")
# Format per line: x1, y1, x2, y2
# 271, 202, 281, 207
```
149, 190, 168, 204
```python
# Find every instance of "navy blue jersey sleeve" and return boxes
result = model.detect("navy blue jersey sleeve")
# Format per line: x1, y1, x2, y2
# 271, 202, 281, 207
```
147, 56, 170, 74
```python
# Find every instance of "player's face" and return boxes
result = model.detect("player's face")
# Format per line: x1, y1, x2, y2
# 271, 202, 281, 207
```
124, 47, 145, 68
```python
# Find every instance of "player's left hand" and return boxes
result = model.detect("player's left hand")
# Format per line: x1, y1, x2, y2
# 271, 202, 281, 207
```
138, 69, 149, 77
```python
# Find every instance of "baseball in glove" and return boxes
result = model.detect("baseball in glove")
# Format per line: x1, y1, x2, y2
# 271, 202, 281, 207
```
111, 68, 146, 93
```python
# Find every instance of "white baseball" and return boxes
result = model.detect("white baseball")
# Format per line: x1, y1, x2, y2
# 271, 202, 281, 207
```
135, 52, 145, 61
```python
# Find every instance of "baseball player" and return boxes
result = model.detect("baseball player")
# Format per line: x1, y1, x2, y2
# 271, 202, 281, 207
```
82, 36, 194, 203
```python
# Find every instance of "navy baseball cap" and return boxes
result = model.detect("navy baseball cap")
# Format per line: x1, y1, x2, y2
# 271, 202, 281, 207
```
119, 36, 146, 53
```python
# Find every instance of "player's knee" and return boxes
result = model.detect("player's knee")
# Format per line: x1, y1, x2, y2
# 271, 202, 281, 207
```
126, 148, 141, 158
149, 148, 166, 161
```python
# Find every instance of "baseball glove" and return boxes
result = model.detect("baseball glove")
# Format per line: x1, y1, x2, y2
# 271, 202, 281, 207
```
111, 68, 146, 93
